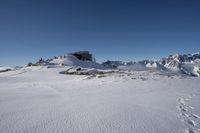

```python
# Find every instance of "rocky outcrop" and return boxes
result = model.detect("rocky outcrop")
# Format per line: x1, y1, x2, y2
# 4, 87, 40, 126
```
102, 61, 125, 69
70, 51, 93, 61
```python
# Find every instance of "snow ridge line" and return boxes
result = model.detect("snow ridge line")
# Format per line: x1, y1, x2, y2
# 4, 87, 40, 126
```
177, 94, 200, 133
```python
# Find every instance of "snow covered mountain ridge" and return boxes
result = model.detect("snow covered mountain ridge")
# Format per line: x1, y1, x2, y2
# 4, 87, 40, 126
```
27, 51, 106, 70
25, 51, 200, 77
159, 52, 200, 68
103, 52, 200, 77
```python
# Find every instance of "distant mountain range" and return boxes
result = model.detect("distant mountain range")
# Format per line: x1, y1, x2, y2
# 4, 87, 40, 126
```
29, 51, 200, 77
1, 51, 200, 77
102, 52, 200, 77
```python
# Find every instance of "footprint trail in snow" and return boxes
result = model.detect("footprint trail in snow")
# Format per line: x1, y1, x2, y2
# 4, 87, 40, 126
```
177, 94, 200, 133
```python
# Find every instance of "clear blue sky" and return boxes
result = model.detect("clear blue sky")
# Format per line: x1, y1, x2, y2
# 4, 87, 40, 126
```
0, 0, 200, 66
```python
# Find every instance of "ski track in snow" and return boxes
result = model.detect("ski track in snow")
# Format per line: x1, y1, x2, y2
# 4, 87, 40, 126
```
177, 94, 200, 133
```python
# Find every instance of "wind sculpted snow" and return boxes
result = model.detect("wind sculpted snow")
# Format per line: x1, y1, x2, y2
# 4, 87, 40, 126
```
0, 66, 200, 133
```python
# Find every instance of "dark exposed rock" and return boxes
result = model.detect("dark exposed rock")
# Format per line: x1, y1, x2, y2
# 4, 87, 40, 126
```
27, 62, 34, 67
28, 58, 52, 66
70, 51, 93, 61
35, 58, 46, 66
102, 60, 125, 69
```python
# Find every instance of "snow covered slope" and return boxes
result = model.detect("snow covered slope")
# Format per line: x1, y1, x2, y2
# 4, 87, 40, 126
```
24, 51, 200, 77
159, 52, 200, 76
0, 66, 200, 133
29, 54, 106, 70
49, 55, 105, 69
118, 61, 167, 72
102, 52, 200, 77
0, 66, 14, 72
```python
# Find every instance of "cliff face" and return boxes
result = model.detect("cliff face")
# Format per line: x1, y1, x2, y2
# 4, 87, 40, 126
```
70, 51, 93, 61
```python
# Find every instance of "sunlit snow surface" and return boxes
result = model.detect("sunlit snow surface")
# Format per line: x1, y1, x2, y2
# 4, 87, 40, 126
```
0, 66, 200, 133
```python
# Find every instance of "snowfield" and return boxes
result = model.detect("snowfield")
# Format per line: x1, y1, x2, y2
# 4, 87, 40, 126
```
0, 66, 200, 133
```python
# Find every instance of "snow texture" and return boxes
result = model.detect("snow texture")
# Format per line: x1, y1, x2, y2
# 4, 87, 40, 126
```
0, 66, 200, 133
